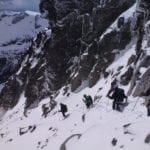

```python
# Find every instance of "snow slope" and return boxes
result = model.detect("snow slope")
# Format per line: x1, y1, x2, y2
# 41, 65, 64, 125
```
0, 44, 150, 150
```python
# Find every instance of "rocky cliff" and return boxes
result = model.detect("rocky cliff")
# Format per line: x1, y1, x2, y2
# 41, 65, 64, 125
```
0, 0, 150, 110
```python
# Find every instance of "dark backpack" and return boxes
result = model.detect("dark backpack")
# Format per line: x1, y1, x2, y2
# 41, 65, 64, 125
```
63, 104, 68, 112
61, 104, 68, 112
116, 88, 126, 102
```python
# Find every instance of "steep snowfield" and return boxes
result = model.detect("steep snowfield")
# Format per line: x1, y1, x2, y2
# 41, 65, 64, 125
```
0, 10, 48, 57
0, 44, 150, 150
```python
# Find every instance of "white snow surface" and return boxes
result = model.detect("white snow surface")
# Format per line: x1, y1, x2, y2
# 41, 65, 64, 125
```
0, 44, 150, 150
0, 11, 48, 57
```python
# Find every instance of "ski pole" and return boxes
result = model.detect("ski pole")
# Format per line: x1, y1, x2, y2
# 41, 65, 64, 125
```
132, 97, 140, 111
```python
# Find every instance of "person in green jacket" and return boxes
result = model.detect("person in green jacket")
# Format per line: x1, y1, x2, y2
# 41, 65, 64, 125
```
82, 94, 93, 108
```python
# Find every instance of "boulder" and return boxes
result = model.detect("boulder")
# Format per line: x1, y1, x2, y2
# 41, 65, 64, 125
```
133, 68, 150, 97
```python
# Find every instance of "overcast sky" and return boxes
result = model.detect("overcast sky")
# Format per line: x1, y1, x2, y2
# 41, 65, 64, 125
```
0, 0, 40, 11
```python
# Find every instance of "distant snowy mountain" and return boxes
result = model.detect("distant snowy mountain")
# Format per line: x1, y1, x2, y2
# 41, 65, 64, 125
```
0, 10, 48, 84
0, 10, 48, 55
0, 0, 40, 12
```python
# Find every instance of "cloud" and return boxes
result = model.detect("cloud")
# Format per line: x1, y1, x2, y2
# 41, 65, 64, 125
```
0, 0, 40, 11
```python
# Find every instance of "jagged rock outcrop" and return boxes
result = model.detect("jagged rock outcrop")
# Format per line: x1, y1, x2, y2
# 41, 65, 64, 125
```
120, 67, 134, 85
0, 76, 23, 109
0, 0, 137, 109
128, 0, 150, 97
133, 67, 150, 97
0, 30, 51, 109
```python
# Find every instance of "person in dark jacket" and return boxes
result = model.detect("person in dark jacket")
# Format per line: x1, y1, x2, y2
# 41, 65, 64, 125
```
60, 103, 68, 117
42, 104, 49, 118
108, 87, 127, 111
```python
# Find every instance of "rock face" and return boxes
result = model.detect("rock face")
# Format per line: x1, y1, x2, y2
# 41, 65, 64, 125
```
133, 68, 150, 97
121, 67, 134, 85
0, 0, 142, 109
128, 0, 150, 97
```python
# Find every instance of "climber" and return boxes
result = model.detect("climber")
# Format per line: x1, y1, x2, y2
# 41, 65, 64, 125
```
42, 104, 50, 118
59, 103, 68, 117
107, 78, 118, 97
107, 86, 127, 112
82, 94, 93, 109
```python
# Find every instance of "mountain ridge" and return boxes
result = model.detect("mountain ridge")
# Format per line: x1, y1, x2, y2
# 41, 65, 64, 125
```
0, 10, 48, 85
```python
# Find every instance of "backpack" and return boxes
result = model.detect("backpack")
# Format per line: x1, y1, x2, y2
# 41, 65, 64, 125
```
116, 88, 126, 102
61, 103, 68, 112
63, 104, 68, 112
